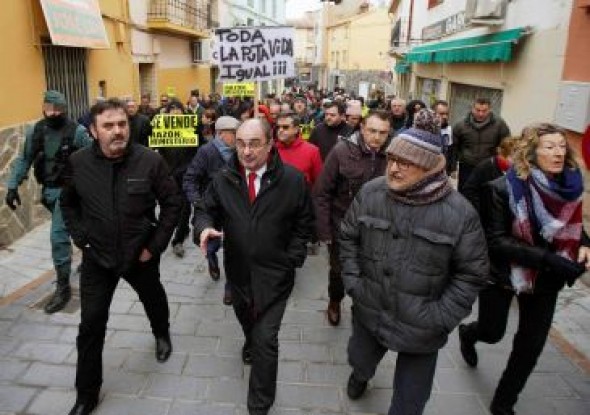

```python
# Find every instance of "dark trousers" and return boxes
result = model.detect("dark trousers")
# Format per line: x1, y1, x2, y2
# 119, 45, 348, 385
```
206, 236, 221, 270
462, 284, 558, 409
348, 317, 438, 415
327, 240, 345, 302
232, 289, 289, 415
75, 254, 170, 400
457, 162, 475, 195
172, 177, 191, 246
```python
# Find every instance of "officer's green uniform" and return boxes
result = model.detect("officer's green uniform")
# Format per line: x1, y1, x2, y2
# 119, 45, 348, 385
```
6, 91, 92, 313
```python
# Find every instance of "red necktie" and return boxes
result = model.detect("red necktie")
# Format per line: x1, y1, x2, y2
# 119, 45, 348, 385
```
248, 172, 257, 203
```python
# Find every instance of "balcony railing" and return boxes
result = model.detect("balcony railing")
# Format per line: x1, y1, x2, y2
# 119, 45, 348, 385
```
148, 0, 212, 37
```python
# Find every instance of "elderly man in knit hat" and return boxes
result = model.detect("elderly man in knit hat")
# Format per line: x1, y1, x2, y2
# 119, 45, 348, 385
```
338, 109, 489, 415
5, 90, 93, 313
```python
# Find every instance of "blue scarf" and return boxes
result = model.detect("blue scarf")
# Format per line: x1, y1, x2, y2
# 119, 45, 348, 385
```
213, 136, 234, 163
506, 166, 583, 293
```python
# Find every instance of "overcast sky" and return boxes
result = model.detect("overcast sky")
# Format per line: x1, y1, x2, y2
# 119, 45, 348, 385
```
286, 0, 322, 17
286, 0, 385, 17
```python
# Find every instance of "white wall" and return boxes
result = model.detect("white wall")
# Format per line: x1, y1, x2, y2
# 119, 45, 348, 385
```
128, 0, 148, 26
409, 0, 574, 132
217, 0, 286, 27
157, 35, 192, 69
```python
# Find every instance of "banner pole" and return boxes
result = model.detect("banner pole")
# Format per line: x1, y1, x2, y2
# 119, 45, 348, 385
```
254, 82, 260, 117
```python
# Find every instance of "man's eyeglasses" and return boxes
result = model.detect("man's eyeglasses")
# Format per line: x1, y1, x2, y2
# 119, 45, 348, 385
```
387, 154, 413, 171
236, 139, 266, 150
276, 124, 293, 130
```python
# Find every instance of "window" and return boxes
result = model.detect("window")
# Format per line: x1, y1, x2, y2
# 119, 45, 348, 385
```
191, 41, 203, 62
428, 0, 444, 9
261, 0, 267, 14
342, 50, 348, 66
272, 0, 277, 18
248, 0, 254, 8
247, 17, 254, 26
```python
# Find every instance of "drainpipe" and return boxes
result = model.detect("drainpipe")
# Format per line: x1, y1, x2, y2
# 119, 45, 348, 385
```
407, 0, 415, 47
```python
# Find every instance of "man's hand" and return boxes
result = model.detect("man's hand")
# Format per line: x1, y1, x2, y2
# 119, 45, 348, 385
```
5, 189, 21, 210
199, 228, 223, 255
139, 248, 152, 262
578, 246, 590, 270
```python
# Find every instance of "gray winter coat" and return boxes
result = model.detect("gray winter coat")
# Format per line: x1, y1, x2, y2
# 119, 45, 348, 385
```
339, 177, 489, 353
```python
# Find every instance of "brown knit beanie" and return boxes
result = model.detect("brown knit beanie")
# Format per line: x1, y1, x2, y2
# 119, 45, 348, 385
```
386, 109, 443, 169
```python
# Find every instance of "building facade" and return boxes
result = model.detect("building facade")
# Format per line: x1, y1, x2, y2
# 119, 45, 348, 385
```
0, 0, 214, 247
389, 0, 577, 135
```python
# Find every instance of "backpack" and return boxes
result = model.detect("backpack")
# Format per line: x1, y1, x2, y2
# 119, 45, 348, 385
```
31, 119, 78, 186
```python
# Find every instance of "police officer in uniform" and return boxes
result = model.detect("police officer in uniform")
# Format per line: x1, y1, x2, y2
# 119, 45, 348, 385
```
5, 90, 93, 313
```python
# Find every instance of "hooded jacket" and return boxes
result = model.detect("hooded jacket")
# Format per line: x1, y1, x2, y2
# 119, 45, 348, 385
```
453, 112, 511, 167
275, 134, 323, 186
340, 177, 489, 353
313, 131, 389, 241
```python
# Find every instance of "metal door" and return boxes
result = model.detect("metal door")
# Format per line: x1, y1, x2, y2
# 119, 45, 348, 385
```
42, 46, 88, 121
448, 82, 503, 126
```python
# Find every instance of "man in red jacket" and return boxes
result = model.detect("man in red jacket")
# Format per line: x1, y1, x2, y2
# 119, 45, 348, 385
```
275, 112, 323, 186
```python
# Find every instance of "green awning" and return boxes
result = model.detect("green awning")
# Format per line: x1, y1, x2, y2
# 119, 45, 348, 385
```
406, 28, 525, 64
395, 61, 410, 74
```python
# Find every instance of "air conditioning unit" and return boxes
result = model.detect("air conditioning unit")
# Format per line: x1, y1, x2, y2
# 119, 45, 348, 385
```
465, 0, 507, 25
191, 40, 210, 64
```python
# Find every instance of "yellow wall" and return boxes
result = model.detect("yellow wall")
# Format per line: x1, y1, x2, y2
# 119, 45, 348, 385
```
157, 67, 212, 104
0, 0, 133, 128
0, 0, 47, 127
347, 11, 390, 71
326, 9, 391, 73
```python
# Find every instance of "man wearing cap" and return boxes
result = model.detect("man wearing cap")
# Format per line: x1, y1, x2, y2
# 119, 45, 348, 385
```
339, 109, 488, 414
313, 110, 391, 326
345, 100, 363, 132
293, 96, 314, 140
183, 115, 240, 305
5, 90, 93, 313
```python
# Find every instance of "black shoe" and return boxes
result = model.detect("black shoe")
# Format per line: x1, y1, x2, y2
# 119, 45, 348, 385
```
68, 399, 97, 415
223, 287, 233, 305
44, 285, 71, 314
347, 372, 368, 400
209, 264, 220, 281
155, 335, 172, 363
172, 243, 185, 258
490, 401, 515, 415
327, 300, 341, 326
458, 324, 478, 367
242, 341, 252, 365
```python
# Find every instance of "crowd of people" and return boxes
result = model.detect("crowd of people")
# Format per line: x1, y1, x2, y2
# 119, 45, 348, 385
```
4, 86, 589, 415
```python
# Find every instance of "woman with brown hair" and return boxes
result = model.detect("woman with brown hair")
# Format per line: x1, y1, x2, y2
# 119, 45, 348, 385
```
458, 123, 590, 415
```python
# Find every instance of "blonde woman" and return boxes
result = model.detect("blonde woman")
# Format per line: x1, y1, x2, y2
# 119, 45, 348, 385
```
458, 123, 590, 415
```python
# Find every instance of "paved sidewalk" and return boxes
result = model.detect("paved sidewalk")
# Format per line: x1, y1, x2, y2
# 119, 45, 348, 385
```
0, 224, 589, 415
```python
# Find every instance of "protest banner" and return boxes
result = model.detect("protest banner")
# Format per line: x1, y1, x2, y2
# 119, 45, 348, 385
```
213, 26, 295, 83
148, 114, 199, 148
223, 82, 256, 97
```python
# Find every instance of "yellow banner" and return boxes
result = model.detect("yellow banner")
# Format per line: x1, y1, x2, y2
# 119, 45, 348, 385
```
223, 83, 256, 97
149, 115, 199, 147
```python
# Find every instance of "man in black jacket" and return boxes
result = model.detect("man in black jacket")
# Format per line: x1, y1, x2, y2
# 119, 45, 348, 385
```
194, 119, 313, 415
60, 98, 181, 415
309, 101, 352, 160
126, 98, 152, 146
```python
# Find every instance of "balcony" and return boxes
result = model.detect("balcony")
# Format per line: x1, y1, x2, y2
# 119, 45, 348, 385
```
148, 0, 212, 38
